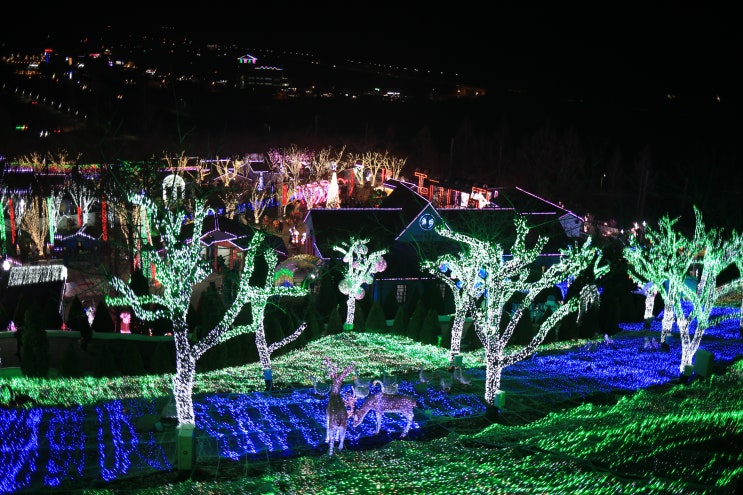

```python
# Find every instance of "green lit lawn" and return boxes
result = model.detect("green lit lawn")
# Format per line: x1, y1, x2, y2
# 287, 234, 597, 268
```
6, 331, 743, 494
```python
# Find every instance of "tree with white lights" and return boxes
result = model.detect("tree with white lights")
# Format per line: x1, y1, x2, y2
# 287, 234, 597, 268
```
731, 229, 743, 333
623, 215, 701, 344
20, 195, 48, 258
672, 207, 743, 374
246, 181, 275, 226
106, 193, 308, 425
348, 150, 407, 187
433, 217, 605, 407
65, 170, 98, 228
333, 237, 387, 328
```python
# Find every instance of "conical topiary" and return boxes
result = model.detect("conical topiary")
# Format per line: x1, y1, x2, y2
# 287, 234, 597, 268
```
365, 299, 387, 333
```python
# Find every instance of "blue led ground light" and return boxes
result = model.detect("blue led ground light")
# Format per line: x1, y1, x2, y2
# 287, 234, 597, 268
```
1, 309, 741, 492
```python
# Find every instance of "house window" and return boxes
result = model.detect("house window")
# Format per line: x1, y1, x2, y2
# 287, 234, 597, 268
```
439, 283, 447, 300
396, 284, 407, 304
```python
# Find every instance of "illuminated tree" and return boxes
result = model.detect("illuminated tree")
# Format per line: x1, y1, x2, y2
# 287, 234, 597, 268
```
348, 150, 407, 187
106, 193, 308, 425
731, 230, 743, 333
623, 216, 701, 344
211, 155, 244, 188
0, 193, 9, 255
247, 181, 275, 226
333, 237, 387, 328
673, 207, 743, 374
65, 170, 98, 228
433, 217, 605, 407
46, 190, 64, 243
20, 195, 48, 258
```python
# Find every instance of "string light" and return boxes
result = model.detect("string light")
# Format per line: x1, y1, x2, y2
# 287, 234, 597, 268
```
333, 237, 388, 327
424, 217, 606, 406
623, 210, 701, 344
106, 194, 308, 425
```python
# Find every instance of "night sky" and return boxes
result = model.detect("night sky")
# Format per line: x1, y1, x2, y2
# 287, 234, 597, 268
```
4, 6, 740, 94
2, 5, 742, 229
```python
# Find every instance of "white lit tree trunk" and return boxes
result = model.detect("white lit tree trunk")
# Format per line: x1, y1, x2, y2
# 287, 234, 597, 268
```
671, 207, 743, 374
430, 216, 605, 407
334, 238, 387, 327
107, 194, 308, 426
624, 213, 702, 346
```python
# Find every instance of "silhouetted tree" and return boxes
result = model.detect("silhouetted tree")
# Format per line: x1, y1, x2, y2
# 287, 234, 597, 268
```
421, 308, 441, 346
21, 303, 49, 377
324, 305, 343, 336
365, 300, 387, 333
92, 299, 115, 333
43, 299, 64, 330
391, 305, 407, 336
406, 300, 426, 341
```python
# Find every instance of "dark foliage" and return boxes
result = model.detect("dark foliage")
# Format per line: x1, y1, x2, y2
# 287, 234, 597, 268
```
406, 301, 426, 341
324, 305, 344, 336
421, 308, 442, 346
93, 343, 118, 378
20, 303, 49, 378
391, 305, 407, 337
92, 299, 116, 333
352, 303, 366, 332
149, 341, 175, 374
120, 343, 146, 376
365, 300, 387, 333
59, 342, 85, 378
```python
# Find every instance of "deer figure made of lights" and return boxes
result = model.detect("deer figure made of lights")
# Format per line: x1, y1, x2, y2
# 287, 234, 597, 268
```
323, 356, 356, 456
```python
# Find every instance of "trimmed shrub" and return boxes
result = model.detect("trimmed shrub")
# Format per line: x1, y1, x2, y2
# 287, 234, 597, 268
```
406, 301, 426, 341
92, 300, 115, 333
93, 344, 118, 378
391, 306, 407, 336
59, 342, 85, 378
120, 343, 146, 376
365, 300, 387, 333
20, 303, 50, 378
324, 305, 344, 336
421, 308, 441, 346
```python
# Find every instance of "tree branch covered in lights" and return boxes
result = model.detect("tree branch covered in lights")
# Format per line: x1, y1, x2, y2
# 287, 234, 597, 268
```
623, 213, 702, 344
65, 170, 98, 228
333, 237, 388, 327
247, 181, 275, 225
672, 206, 743, 374
20, 195, 49, 257
106, 193, 308, 425
433, 216, 606, 406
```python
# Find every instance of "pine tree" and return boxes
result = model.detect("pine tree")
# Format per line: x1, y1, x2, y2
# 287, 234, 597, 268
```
391, 305, 407, 336
365, 299, 387, 333
43, 299, 64, 330
406, 300, 426, 341
382, 289, 399, 320
325, 305, 344, 336
0, 303, 9, 331
92, 299, 116, 333
67, 296, 92, 348
421, 308, 441, 345
303, 303, 322, 341
20, 303, 50, 377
